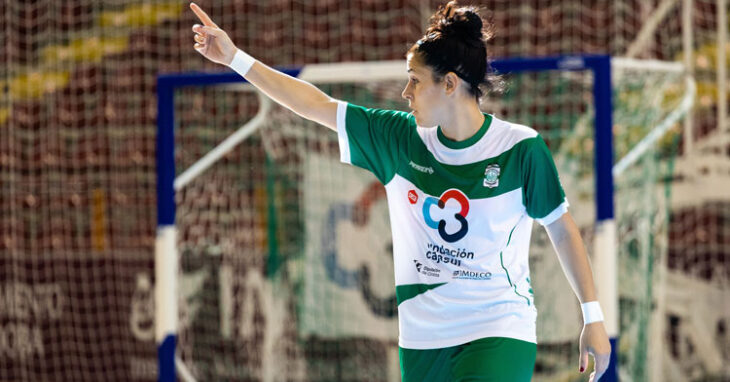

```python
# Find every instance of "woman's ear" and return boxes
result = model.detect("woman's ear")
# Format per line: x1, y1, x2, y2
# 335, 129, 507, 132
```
443, 72, 459, 95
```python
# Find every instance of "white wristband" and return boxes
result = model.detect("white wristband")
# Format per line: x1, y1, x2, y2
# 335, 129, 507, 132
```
228, 49, 256, 77
581, 301, 604, 324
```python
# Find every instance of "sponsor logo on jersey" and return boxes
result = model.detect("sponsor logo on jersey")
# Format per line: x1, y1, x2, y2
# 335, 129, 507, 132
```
413, 260, 422, 272
408, 190, 418, 204
424, 242, 473, 266
422, 189, 469, 243
452, 269, 492, 280
413, 260, 441, 277
409, 161, 434, 174
483, 164, 500, 188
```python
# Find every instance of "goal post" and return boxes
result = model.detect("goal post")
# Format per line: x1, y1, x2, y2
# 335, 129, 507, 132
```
155, 54, 695, 382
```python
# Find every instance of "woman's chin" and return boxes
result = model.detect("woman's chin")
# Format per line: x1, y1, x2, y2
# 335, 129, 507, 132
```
412, 113, 428, 126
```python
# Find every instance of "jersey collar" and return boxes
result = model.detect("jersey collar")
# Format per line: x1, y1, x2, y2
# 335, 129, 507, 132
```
436, 114, 493, 150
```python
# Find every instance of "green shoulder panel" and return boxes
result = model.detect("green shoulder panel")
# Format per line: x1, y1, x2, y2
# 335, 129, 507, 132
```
520, 135, 566, 219
345, 104, 414, 184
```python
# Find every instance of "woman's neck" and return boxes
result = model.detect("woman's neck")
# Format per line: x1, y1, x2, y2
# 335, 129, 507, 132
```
439, 102, 485, 142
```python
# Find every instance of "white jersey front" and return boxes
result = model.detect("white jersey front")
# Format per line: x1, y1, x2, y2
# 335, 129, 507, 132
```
336, 101, 568, 349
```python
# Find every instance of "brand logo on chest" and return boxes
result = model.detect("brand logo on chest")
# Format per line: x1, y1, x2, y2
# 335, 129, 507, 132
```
483, 164, 500, 188
409, 161, 434, 174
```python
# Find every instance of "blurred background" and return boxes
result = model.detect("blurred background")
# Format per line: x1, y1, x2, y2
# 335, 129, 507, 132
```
0, 0, 728, 381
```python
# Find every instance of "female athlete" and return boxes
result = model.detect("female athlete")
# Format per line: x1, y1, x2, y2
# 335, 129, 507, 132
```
190, 2, 611, 381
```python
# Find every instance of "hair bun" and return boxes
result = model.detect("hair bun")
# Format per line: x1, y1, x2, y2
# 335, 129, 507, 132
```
426, 2, 487, 44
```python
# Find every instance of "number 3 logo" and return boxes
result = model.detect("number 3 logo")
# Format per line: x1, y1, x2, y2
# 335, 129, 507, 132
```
422, 189, 469, 243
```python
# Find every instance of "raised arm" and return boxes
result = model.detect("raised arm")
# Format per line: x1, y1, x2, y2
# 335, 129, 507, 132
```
190, 2, 338, 131
545, 212, 611, 382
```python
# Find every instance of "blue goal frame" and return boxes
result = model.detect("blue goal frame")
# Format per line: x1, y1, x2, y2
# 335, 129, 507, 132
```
156, 54, 617, 382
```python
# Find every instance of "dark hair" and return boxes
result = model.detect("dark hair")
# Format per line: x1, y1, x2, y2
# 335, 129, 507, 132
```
408, 1, 503, 99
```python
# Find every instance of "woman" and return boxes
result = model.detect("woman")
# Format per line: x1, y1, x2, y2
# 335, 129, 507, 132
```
190, 1, 611, 381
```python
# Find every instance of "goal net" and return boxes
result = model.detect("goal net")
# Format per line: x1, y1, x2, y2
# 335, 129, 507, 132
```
159, 56, 691, 382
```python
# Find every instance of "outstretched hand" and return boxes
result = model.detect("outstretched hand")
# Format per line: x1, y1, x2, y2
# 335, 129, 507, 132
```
190, 2, 237, 65
579, 322, 612, 381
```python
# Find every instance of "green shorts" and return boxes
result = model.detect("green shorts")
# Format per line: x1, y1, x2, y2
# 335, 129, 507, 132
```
399, 337, 536, 382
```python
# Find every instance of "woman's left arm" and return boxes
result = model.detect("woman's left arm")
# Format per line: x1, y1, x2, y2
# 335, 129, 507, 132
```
545, 211, 612, 382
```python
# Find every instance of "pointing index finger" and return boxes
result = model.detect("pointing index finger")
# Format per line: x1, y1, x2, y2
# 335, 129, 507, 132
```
190, 3, 219, 28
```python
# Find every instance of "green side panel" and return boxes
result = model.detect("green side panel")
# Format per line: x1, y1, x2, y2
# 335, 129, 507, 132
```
499, 223, 531, 306
395, 283, 447, 305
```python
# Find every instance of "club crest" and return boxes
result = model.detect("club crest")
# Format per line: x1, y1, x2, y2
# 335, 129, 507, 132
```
483, 164, 500, 188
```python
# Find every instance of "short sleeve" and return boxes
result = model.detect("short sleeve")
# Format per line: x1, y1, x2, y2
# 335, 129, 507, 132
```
521, 135, 569, 225
336, 101, 413, 184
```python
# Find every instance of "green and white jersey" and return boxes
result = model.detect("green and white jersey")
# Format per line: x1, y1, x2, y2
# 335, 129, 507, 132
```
336, 101, 568, 350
